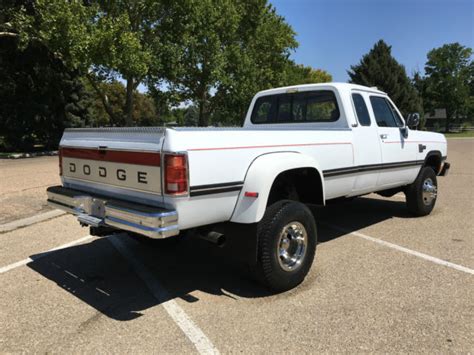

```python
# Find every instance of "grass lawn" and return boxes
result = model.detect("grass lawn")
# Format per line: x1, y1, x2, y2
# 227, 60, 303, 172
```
444, 131, 474, 138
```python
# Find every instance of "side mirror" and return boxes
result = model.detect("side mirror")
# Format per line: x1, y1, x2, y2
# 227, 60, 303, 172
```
406, 113, 420, 129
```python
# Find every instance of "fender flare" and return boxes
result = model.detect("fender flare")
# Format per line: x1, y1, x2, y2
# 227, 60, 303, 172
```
423, 150, 443, 174
230, 152, 325, 224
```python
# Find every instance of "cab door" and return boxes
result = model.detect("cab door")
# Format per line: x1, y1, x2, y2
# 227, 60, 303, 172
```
350, 91, 382, 194
368, 95, 419, 187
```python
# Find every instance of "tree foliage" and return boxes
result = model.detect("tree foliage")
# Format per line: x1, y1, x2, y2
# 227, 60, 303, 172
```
84, 81, 159, 127
13, 0, 166, 125
11, 0, 303, 128
284, 63, 332, 85
0, 37, 90, 151
422, 43, 473, 131
154, 0, 298, 126
348, 40, 422, 116
1, 0, 336, 150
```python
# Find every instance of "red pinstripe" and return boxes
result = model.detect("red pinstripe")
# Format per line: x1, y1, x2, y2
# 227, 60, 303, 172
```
383, 141, 446, 144
187, 142, 353, 151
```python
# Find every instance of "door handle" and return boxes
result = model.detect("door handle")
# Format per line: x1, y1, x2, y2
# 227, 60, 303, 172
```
380, 134, 387, 140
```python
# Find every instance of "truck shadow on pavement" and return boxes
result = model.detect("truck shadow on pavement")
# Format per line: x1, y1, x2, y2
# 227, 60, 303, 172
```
27, 196, 410, 321
314, 195, 413, 243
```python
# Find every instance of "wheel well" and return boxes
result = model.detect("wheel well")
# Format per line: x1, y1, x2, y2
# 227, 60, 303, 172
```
424, 152, 442, 174
267, 168, 324, 206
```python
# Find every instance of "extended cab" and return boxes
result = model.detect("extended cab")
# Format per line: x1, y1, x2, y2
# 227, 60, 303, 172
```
47, 83, 450, 291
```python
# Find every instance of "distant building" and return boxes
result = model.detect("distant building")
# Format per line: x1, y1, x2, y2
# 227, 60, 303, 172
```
424, 109, 446, 130
424, 108, 472, 131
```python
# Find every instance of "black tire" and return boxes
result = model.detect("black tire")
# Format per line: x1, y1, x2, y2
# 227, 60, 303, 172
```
256, 200, 317, 292
128, 232, 182, 248
405, 167, 438, 216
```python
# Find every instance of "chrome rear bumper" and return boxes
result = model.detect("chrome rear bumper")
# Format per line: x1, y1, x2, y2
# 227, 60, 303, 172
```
47, 186, 178, 238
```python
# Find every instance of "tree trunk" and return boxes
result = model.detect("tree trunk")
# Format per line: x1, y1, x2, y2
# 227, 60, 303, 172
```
86, 74, 118, 125
445, 109, 451, 133
125, 76, 134, 126
198, 91, 208, 127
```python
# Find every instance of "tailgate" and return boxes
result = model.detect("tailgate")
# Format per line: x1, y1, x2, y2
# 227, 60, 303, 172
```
59, 127, 165, 205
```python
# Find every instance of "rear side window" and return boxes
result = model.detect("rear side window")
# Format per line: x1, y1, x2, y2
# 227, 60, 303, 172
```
370, 96, 403, 127
252, 98, 273, 123
251, 90, 340, 124
352, 93, 371, 126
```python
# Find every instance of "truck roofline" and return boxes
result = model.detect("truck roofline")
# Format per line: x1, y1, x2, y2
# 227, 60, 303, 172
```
255, 82, 387, 96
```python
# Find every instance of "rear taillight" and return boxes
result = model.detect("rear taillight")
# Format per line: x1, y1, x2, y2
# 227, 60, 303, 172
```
164, 153, 188, 195
59, 148, 63, 176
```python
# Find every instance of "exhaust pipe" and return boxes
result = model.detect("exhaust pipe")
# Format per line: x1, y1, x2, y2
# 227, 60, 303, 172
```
197, 231, 226, 247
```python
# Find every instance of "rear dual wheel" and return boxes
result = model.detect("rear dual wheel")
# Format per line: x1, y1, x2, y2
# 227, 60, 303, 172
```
256, 200, 317, 292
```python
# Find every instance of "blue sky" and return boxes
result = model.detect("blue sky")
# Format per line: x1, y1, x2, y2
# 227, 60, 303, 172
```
270, 0, 473, 81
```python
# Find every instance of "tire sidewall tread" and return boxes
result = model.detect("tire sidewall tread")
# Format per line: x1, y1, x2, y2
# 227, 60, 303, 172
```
406, 167, 438, 216
257, 200, 317, 292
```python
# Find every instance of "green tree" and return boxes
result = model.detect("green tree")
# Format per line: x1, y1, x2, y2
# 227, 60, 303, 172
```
155, 0, 298, 126
0, 0, 90, 151
284, 63, 332, 85
348, 40, 422, 116
412, 71, 427, 129
84, 81, 159, 127
12, 0, 167, 125
0, 37, 90, 151
211, 2, 298, 125
423, 43, 473, 132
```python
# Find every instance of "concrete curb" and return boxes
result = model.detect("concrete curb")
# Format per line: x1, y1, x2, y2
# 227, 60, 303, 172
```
0, 151, 58, 159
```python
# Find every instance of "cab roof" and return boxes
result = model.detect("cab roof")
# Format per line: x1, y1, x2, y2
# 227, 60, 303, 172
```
256, 82, 387, 96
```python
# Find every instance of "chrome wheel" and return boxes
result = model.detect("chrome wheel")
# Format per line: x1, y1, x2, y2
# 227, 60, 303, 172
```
277, 222, 307, 272
422, 178, 437, 205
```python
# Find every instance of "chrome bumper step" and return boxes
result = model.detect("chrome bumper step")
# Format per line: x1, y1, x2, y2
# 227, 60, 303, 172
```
47, 186, 179, 239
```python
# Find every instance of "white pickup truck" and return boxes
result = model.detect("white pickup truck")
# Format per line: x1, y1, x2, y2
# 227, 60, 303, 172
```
47, 83, 450, 291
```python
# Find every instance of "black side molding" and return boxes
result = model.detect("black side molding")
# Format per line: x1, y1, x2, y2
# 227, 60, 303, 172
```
323, 160, 423, 178
190, 181, 244, 197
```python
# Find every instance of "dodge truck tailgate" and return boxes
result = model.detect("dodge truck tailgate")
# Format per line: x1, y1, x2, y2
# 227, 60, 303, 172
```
59, 127, 166, 206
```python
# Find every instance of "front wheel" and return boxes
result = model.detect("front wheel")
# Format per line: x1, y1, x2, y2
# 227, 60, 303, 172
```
256, 200, 317, 292
405, 167, 438, 216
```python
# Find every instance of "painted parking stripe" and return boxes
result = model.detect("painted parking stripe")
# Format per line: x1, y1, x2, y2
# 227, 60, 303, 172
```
0, 210, 66, 233
108, 235, 219, 355
327, 224, 474, 275
0, 235, 94, 274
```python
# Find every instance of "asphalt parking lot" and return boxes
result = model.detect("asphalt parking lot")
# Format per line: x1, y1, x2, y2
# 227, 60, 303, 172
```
0, 138, 473, 353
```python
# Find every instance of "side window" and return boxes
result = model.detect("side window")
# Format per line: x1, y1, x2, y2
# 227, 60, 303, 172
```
351, 93, 371, 126
387, 100, 404, 127
306, 92, 340, 121
370, 96, 401, 127
292, 94, 306, 121
251, 90, 340, 124
276, 95, 292, 122
251, 96, 274, 123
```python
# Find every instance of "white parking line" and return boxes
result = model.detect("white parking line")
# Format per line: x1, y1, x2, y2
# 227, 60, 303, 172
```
0, 235, 94, 274
327, 224, 474, 275
108, 235, 220, 355
0, 210, 66, 233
